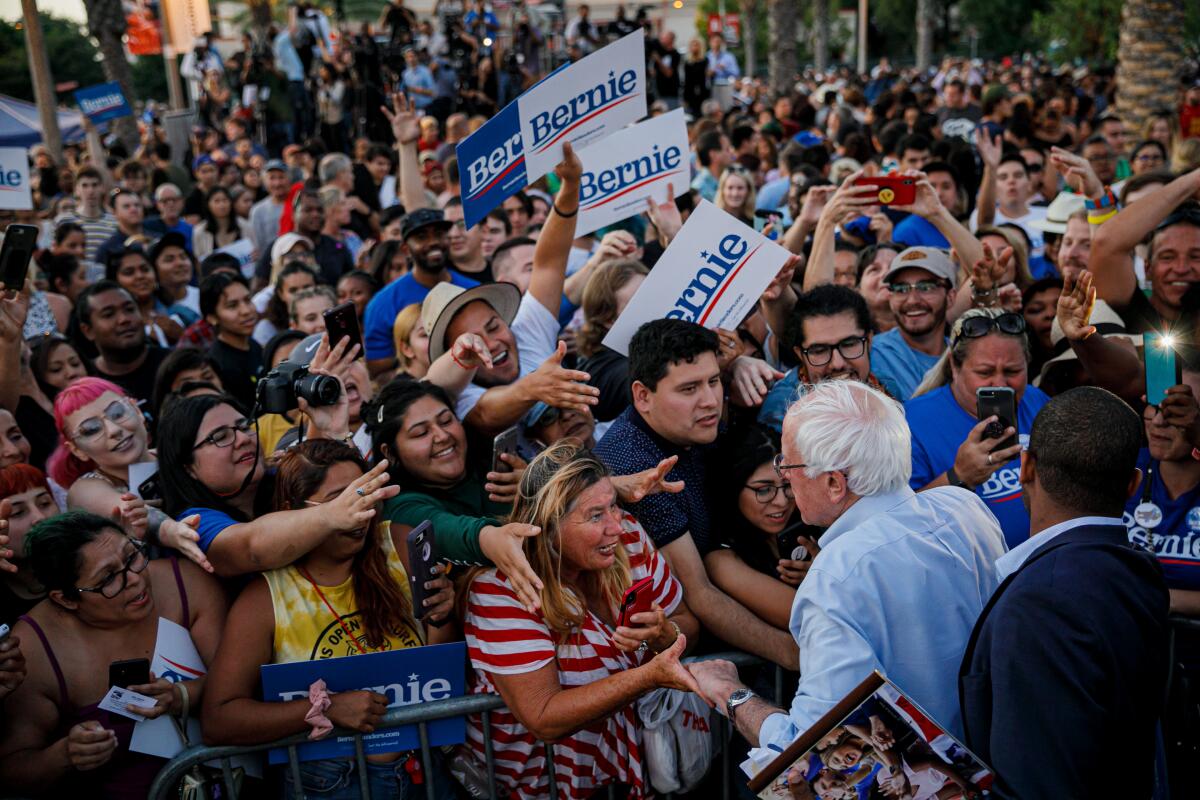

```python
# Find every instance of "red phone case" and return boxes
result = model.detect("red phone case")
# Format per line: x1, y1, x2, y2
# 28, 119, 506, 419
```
618, 576, 655, 628
853, 176, 917, 205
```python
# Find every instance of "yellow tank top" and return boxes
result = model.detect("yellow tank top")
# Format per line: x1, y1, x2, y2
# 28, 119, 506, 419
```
263, 523, 425, 663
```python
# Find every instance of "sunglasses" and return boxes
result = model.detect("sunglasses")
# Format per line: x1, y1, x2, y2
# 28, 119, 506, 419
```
952, 312, 1026, 344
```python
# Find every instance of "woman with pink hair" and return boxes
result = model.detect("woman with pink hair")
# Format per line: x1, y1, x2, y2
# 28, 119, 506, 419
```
47, 377, 212, 572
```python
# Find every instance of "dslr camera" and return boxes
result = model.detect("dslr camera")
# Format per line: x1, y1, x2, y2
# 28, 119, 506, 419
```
256, 362, 341, 415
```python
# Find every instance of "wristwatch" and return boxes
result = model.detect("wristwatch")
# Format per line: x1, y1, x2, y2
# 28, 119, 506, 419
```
726, 687, 755, 723
945, 466, 973, 491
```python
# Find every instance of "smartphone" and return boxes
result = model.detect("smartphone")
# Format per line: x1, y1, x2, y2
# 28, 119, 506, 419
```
617, 576, 655, 629
777, 521, 812, 562
853, 175, 917, 206
109, 657, 150, 689
976, 387, 1018, 452
492, 426, 521, 474
0, 223, 38, 290
406, 521, 447, 626
0, 623, 10, 641
1144, 332, 1181, 407
323, 301, 363, 357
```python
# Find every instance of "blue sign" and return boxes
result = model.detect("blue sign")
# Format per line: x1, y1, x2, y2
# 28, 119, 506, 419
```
259, 642, 467, 764
74, 82, 133, 124
457, 100, 526, 230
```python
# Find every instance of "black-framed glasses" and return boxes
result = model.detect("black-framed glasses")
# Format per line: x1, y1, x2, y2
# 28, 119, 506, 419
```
888, 280, 947, 296
953, 312, 1026, 344
745, 482, 795, 503
195, 417, 256, 449
801, 335, 868, 366
75, 539, 148, 599
72, 399, 135, 443
772, 453, 807, 478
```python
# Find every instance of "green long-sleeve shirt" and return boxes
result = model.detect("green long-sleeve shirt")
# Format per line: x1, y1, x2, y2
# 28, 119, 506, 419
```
382, 471, 509, 564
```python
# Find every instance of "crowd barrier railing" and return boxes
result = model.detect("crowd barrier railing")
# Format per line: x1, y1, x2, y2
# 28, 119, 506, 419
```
148, 650, 780, 800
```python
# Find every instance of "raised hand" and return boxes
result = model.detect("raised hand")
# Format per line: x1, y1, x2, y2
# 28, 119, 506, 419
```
300, 333, 356, 439
555, 140, 583, 185
479, 522, 543, 612
112, 493, 149, 541
381, 93, 420, 146
419, 564, 456, 623
611, 455, 685, 504
319, 460, 400, 533
1050, 146, 1104, 198
974, 130, 1003, 170
819, 170, 879, 226
730, 356, 785, 408
159, 514, 215, 574
645, 182, 683, 245
522, 341, 600, 412
1057, 270, 1097, 342
798, 185, 835, 228
715, 327, 742, 372
890, 174, 942, 219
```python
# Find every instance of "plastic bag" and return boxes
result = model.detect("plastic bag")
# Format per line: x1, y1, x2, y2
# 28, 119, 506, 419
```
637, 687, 721, 794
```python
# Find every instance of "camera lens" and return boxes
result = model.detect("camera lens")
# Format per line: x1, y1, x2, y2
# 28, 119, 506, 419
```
295, 373, 341, 407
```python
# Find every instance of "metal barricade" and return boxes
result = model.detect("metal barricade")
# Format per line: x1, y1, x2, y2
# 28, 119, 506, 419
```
148, 651, 781, 800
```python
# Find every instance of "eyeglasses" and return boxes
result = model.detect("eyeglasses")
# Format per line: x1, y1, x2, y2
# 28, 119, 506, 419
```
195, 417, 256, 449
772, 453, 807, 478
745, 482, 794, 503
72, 399, 135, 442
801, 335, 867, 366
888, 280, 947, 296
75, 540, 148, 599
953, 312, 1027, 344
1135, 153, 1165, 164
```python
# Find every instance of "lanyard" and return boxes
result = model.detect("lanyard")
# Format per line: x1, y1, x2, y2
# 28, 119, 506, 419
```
298, 565, 368, 655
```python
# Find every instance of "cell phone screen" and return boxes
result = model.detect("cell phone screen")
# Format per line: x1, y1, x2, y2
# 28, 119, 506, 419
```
1144, 333, 1180, 407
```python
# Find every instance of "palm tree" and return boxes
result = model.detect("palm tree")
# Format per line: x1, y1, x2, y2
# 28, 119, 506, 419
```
82, 0, 138, 152
1115, 0, 1186, 132
812, 0, 829, 72
915, 0, 934, 71
767, 0, 797, 97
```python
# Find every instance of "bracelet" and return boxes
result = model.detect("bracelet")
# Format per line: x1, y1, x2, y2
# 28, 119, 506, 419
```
653, 620, 684, 654
1084, 187, 1117, 211
176, 681, 190, 722
946, 466, 973, 491
971, 284, 997, 298
552, 201, 578, 218
1087, 209, 1118, 225
450, 350, 472, 370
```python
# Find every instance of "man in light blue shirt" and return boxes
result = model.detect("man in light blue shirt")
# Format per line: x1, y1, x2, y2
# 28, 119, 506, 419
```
689, 380, 1006, 747
706, 34, 740, 82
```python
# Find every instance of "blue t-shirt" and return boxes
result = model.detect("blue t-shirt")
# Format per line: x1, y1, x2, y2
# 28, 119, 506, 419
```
182, 507, 239, 553
1028, 255, 1057, 280
363, 271, 479, 361
1124, 449, 1200, 591
870, 328, 945, 401
892, 215, 950, 249
906, 384, 1051, 549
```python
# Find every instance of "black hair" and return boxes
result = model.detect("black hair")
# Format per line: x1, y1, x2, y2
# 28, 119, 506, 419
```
159, 393, 257, 519
368, 239, 406, 286
200, 271, 250, 320
445, 157, 459, 185
365, 144, 394, 164
104, 246, 152, 284
1022, 277, 1064, 307
42, 253, 83, 296
28, 334, 94, 400
798, 145, 830, 172
714, 423, 788, 531
731, 124, 757, 151
380, 205, 407, 228
997, 151, 1029, 175
490, 236, 536, 275
782, 285, 872, 368
921, 160, 960, 187
695, 131, 726, 168
337, 269, 379, 297
200, 186, 237, 238
628, 319, 720, 392
484, 207, 512, 233
778, 142, 807, 176
198, 252, 243, 278
1027, 387, 1141, 516
505, 191, 533, 216
362, 377, 457, 489
855, 242, 899, 281
25, 510, 124, 596
263, 329, 308, 369
153, 347, 222, 418
265, 261, 318, 330
897, 133, 931, 157
878, 120, 909, 157
1131, 139, 1168, 163
53, 221, 84, 244
75, 279, 129, 327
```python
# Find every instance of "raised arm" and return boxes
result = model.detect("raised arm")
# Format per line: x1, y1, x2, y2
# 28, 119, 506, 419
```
783, 184, 831, 258
1058, 271, 1144, 402
563, 231, 638, 305
0, 283, 30, 413
529, 142, 581, 313
973, 131, 1002, 228
463, 341, 599, 435
382, 93, 429, 213
803, 177, 877, 291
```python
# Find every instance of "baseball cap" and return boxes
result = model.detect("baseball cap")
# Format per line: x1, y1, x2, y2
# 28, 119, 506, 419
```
421, 281, 521, 363
147, 231, 190, 265
192, 154, 215, 171
265, 159, 287, 173
884, 247, 958, 287
400, 208, 453, 241
285, 332, 324, 367
1031, 192, 1086, 235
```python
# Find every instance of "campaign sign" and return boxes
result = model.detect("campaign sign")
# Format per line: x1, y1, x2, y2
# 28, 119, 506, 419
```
457, 100, 526, 229
518, 29, 647, 182
0, 148, 32, 211
603, 200, 791, 356
260, 642, 467, 764
74, 82, 133, 124
574, 109, 689, 238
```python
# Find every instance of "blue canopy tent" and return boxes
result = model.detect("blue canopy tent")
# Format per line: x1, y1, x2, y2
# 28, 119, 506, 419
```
0, 94, 93, 148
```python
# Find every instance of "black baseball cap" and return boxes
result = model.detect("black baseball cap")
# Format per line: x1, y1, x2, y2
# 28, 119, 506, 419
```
400, 208, 453, 241
148, 231, 190, 265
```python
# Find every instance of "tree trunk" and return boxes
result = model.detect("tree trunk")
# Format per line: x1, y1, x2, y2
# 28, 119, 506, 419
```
915, 0, 933, 71
1115, 0, 1186, 132
812, 0, 829, 73
768, 0, 797, 97
83, 0, 139, 153
743, 0, 759, 80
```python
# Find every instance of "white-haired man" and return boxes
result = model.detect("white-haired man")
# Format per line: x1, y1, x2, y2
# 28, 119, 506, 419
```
689, 380, 1007, 746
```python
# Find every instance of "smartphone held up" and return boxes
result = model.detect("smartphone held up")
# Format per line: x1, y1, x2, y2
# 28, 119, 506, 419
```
0, 223, 38, 291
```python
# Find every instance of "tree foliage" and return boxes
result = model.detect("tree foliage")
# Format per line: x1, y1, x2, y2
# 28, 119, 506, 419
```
0, 15, 105, 101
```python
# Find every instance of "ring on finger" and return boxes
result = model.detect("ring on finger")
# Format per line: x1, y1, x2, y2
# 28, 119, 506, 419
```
356, 487, 366, 497
986, 453, 993, 465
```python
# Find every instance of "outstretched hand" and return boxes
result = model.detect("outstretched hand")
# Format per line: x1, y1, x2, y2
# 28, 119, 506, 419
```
611, 456, 685, 504
381, 93, 420, 146
1057, 270, 1097, 342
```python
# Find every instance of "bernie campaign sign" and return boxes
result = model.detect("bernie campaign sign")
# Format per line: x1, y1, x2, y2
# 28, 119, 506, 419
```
74, 82, 133, 125
457, 30, 647, 229
603, 200, 793, 356
574, 108, 689, 238
0, 148, 32, 211
260, 642, 467, 764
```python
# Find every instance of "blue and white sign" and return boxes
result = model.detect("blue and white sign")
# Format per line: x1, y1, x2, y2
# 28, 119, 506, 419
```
260, 642, 467, 764
0, 148, 32, 211
457, 30, 647, 230
602, 200, 792, 356
74, 82, 133, 124
574, 108, 689, 238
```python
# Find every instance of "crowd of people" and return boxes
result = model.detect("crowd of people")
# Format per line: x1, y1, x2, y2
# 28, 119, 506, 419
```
1, 3, 1200, 799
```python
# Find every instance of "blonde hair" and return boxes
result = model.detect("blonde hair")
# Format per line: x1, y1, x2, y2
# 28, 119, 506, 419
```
471, 442, 631, 640
391, 303, 424, 372
975, 225, 1033, 289
577, 259, 648, 358
912, 306, 1031, 397
1171, 137, 1200, 174
318, 185, 345, 211
714, 168, 757, 219
288, 284, 336, 322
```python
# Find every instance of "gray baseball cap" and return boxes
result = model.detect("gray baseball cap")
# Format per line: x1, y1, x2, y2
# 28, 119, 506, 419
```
883, 246, 958, 287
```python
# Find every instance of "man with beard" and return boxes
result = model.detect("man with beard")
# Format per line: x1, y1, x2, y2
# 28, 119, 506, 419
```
362, 208, 477, 377
869, 248, 958, 401
74, 281, 170, 409
252, 190, 354, 291
419, 142, 600, 434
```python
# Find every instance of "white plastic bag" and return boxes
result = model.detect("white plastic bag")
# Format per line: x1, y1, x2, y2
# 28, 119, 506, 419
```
637, 688, 721, 794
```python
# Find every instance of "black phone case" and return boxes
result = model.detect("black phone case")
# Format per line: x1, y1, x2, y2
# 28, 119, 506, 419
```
109, 658, 150, 689
323, 302, 363, 355
0, 224, 38, 289
977, 389, 1018, 451
406, 522, 445, 625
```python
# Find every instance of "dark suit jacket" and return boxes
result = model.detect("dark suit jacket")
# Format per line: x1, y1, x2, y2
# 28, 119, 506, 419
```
959, 523, 1169, 799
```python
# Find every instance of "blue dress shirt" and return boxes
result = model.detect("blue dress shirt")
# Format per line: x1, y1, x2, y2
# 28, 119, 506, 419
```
757, 485, 1007, 749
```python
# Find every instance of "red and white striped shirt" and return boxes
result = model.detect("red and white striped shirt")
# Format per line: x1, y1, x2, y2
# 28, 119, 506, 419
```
464, 514, 683, 800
